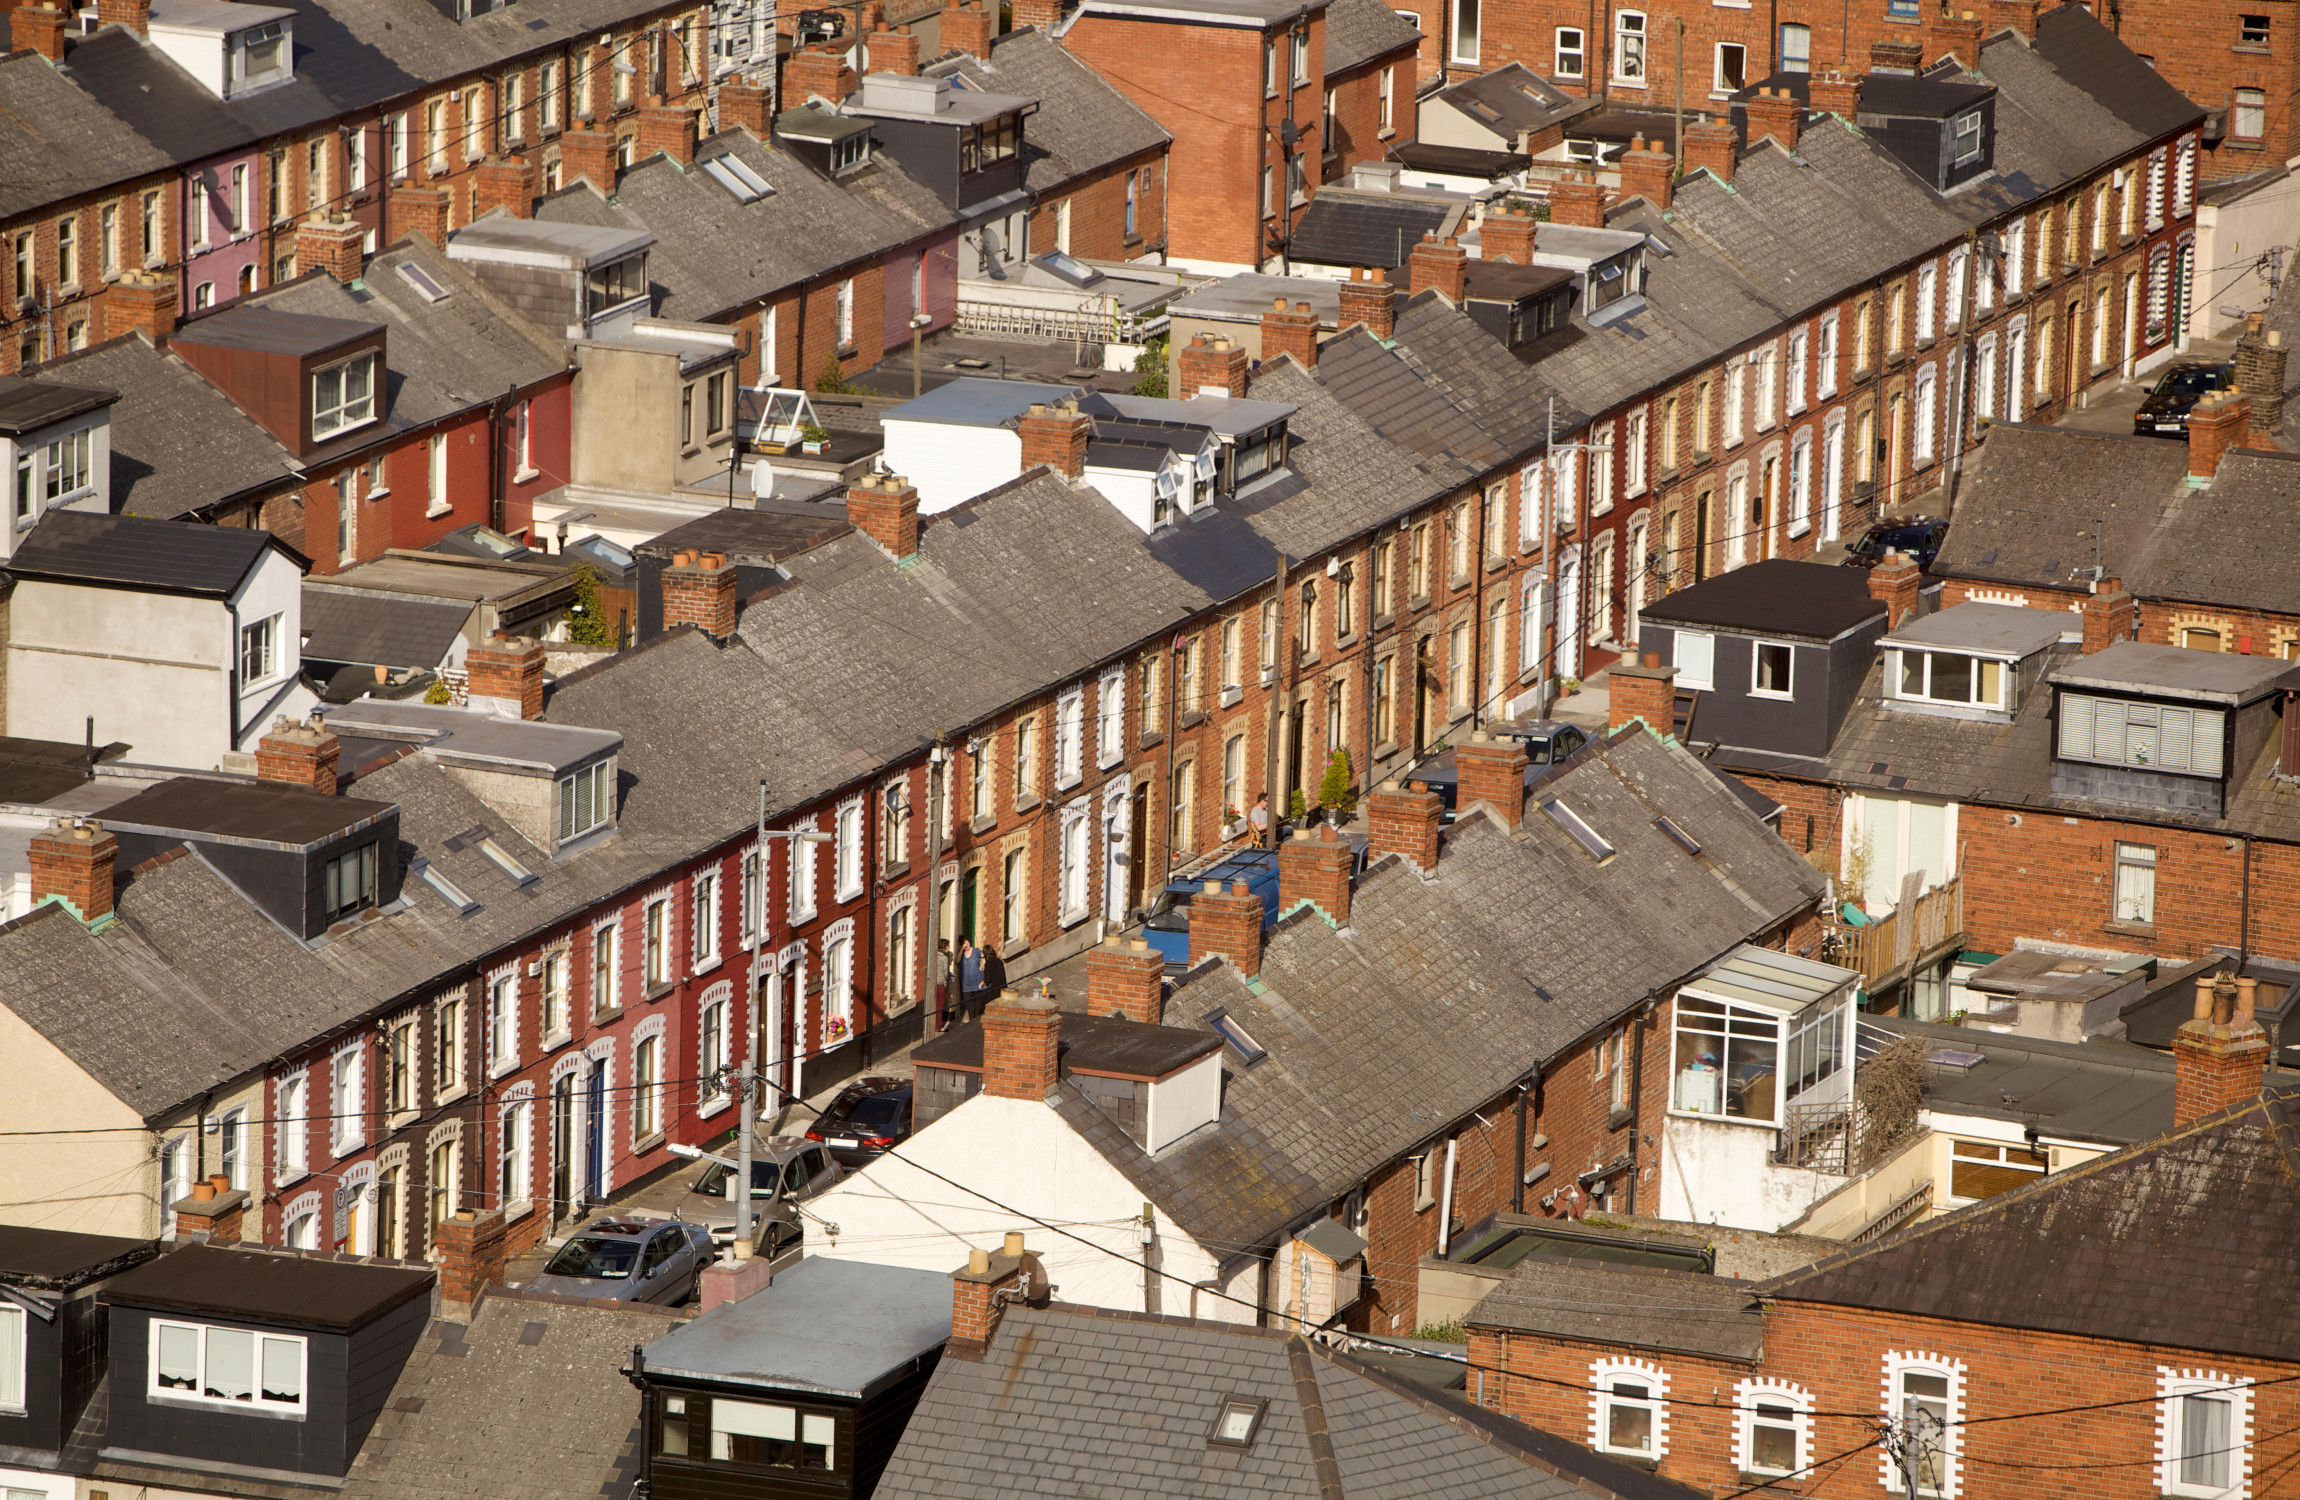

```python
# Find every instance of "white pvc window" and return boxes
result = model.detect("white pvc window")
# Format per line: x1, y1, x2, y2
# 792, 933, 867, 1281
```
1736, 1380, 1813, 1478
1589, 1359, 1668, 1457
559, 761, 612, 841
1613, 10, 1646, 82
1671, 628, 1714, 691
710, 1396, 837, 1471
1880, 1355, 1964, 1498
0, 1303, 22, 1412
311, 352, 377, 440
1894, 650, 2005, 709
2159, 1368, 2251, 1499
2057, 693, 2225, 777
152, 1321, 307, 1414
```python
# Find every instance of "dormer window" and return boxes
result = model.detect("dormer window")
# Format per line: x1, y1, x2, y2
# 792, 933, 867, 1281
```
959, 116, 1019, 174
586, 254, 647, 317
1895, 649, 2005, 709
311, 352, 376, 440
153, 1321, 307, 1414
232, 20, 290, 91
2058, 694, 2225, 777
559, 759, 613, 841
1951, 109, 1983, 166
831, 132, 870, 174
1231, 421, 1287, 486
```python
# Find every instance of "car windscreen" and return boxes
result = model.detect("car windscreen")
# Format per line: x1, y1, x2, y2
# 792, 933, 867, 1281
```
693, 1160, 785, 1200
844, 1095, 907, 1128
2155, 368, 2225, 397
543, 1236, 640, 1279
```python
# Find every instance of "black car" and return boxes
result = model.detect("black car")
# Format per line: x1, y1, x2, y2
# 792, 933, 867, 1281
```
1845, 517, 1949, 572
805, 1076, 914, 1167
2133, 361, 2233, 437
1408, 720, 1591, 824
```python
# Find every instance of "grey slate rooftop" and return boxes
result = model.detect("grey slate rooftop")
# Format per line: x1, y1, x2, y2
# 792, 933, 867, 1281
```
300, 588, 471, 671
0, 375, 116, 435
1881, 600, 2070, 657
876, 1301, 1706, 1500
640, 1257, 951, 1399
1636, 559, 1885, 639
38, 336, 299, 521
1867, 1014, 2191, 1147
1320, 0, 1423, 72
9, 511, 287, 597
927, 30, 1170, 195
1467, 1259, 1765, 1363
103, 1243, 431, 1330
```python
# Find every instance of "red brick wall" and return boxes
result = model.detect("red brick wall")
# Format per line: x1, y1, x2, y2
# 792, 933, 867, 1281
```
2117, 0, 2295, 177
1322, 50, 1418, 183
1028, 146, 1167, 262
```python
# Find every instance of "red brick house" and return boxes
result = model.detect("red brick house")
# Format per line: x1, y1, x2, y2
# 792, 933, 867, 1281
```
1465, 1014, 2299, 1499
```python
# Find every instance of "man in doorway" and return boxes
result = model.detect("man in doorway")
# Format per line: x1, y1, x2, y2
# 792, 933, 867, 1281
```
1249, 791, 1271, 847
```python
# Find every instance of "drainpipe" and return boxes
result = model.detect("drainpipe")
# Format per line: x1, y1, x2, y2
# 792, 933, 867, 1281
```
1264, 546, 1288, 837
1624, 1000, 1651, 1214
487, 387, 511, 536
1511, 1075, 1531, 1212
1435, 1135, 1459, 1255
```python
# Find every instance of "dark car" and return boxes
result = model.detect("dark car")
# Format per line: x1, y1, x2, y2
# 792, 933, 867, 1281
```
527, 1215, 714, 1304
2133, 361, 2233, 437
1845, 517, 1949, 572
806, 1077, 914, 1167
1409, 720, 1591, 824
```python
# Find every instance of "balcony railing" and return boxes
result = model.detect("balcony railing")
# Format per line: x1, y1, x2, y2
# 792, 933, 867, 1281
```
1834, 877, 1963, 992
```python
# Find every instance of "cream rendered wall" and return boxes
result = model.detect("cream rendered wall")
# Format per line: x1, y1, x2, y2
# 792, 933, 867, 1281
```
6, 582, 226, 766
230, 549, 318, 753
804, 1092, 1252, 1322
878, 420, 1022, 513
0, 1001, 151, 1237
572, 343, 681, 494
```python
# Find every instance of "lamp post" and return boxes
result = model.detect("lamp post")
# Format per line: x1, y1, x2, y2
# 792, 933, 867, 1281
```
731, 781, 835, 1255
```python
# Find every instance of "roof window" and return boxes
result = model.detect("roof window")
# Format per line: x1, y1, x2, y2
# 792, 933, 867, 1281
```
414, 859, 480, 917
1206, 1009, 1267, 1065
1541, 798, 1615, 861
396, 263, 452, 303
700, 153, 774, 203
1208, 1395, 1269, 1448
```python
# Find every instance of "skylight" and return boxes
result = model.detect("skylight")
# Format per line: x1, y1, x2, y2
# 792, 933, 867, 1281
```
477, 837, 538, 887
700, 153, 773, 204
415, 860, 480, 917
396, 262, 452, 303
1653, 815, 1701, 856
1206, 1009, 1267, 1065
1540, 798, 1615, 862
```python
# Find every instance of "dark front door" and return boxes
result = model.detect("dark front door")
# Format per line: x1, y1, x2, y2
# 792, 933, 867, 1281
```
959, 866, 979, 945
551, 1077, 576, 1220
583, 1059, 606, 1203
1127, 782, 1149, 914
1694, 491, 1712, 583
1286, 700, 1305, 809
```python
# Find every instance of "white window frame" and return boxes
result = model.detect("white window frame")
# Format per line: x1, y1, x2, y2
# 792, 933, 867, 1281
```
2114, 841, 2158, 925
1788, 429, 1813, 538
1672, 628, 1715, 691
1816, 312, 1840, 398
1892, 648, 2008, 710
1624, 407, 1648, 496
1589, 1357, 1669, 1458
486, 971, 517, 1074
219, 1101, 250, 1186
1750, 639, 1795, 699
150, 1320, 308, 1415
0, 1302, 22, 1413
834, 796, 865, 903
311, 351, 377, 440
1736, 1378, 1814, 1479
275, 1069, 308, 1180
1554, 24, 1585, 76
692, 868, 720, 973
2158, 1367, 2252, 1500
1612, 9, 1646, 84
1097, 668, 1125, 767
1059, 804, 1092, 925
789, 817, 821, 923
2057, 692, 2225, 776
823, 919, 855, 1032
1879, 1352, 1966, 1498
1055, 685, 1085, 790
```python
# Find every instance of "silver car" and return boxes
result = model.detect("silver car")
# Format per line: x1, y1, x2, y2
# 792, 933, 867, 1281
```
672, 1135, 847, 1256
528, 1216, 715, 1304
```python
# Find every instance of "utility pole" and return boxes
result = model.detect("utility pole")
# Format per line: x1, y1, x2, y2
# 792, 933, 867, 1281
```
736, 778, 767, 1252
1263, 545, 1289, 840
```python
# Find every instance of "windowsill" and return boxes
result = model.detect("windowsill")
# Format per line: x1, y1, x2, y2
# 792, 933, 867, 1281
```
1609, 78, 1648, 89
1484, 554, 1508, 572
642, 979, 674, 1002
970, 814, 997, 836
1372, 613, 1396, 632
504, 1198, 534, 1224
879, 861, 909, 883
1136, 731, 1165, 751
2234, 41, 2272, 52
436, 1083, 469, 1107
1608, 1104, 1634, 1130
1750, 688, 1795, 701
1219, 685, 1244, 709
593, 1004, 623, 1024
541, 1027, 572, 1053
1059, 905, 1092, 930
1407, 593, 1432, 612
1602, 1453, 1660, 1472
368, 486, 391, 500
1373, 738, 1400, 761
1447, 572, 1473, 592
1788, 520, 1812, 540
1414, 1194, 1436, 1213
1179, 709, 1208, 729
276, 1166, 309, 1189
489, 1056, 517, 1081
1012, 795, 1040, 816
1298, 652, 1321, 669
698, 1094, 732, 1120
999, 938, 1029, 960
631, 1131, 666, 1157
833, 885, 864, 907
1668, 1105, 1779, 1129
2103, 918, 2157, 940
693, 954, 721, 978
387, 1108, 419, 1133
513, 466, 541, 484
425, 502, 452, 519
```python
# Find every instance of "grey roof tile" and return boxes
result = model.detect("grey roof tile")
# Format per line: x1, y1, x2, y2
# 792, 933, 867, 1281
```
1321, 0, 1423, 75
927, 30, 1169, 190
38, 336, 299, 520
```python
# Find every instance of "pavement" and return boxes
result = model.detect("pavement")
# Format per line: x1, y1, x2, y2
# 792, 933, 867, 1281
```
2049, 335, 2239, 437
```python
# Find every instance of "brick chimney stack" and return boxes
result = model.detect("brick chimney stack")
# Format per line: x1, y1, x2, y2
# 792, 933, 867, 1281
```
1806, 69, 1861, 117
1279, 824, 1353, 924
719, 82, 772, 137
1454, 731, 1530, 829
1187, 880, 1265, 976
1682, 115, 1737, 184
2235, 329, 2288, 435
465, 634, 547, 719
1408, 233, 1468, 302
173, 1178, 247, 1244
2080, 578, 2136, 655
257, 716, 342, 795
1365, 780, 1442, 872
1617, 135, 1674, 210
1177, 334, 1250, 397
662, 549, 740, 638
1608, 654, 1679, 735
12, 5, 66, 60
32, 817, 117, 927
1871, 38, 1923, 71
1930, 7, 1982, 60
1018, 401, 1092, 479
637, 105, 698, 164
949, 1232, 1048, 1357
1480, 201, 1539, 264
848, 473, 922, 561
472, 156, 534, 219
294, 215, 365, 284
388, 184, 452, 247
784, 44, 859, 105
1743, 87, 1802, 152
867, 24, 920, 75
1867, 551, 1921, 627
434, 1208, 509, 1315
1546, 173, 1607, 228
2174, 973, 2268, 1126
1010, 0, 1061, 28
95, 0, 148, 37
1337, 268, 1396, 339
982, 990, 1061, 1100
2187, 389, 2251, 481
1085, 933, 1165, 1023
101, 270, 178, 343
555, 130, 618, 193
1260, 298, 1319, 369
941, 0, 995, 57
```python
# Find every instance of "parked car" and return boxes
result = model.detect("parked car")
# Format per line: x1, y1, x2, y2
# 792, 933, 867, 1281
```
2132, 361, 2234, 437
528, 1215, 714, 1304
1845, 517, 1950, 572
1408, 720, 1592, 824
670, 1134, 848, 1255
1141, 846, 1284, 966
806, 1077, 914, 1167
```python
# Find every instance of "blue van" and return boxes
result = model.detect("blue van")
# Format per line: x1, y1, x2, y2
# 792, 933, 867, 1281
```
1140, 847, 1285, 966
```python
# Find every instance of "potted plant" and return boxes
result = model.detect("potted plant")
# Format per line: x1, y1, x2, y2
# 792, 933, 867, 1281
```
825, 1015, 852, 1044
799, 423, 831, 456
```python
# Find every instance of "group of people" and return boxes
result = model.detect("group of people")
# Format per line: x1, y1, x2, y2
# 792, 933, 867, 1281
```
935, 935, 1009, 1031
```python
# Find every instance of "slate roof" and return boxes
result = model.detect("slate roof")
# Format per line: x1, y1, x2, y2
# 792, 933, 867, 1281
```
8, 510, 286, 596
254, 241, 566, 431
1761, 1083, 2300, 1365
1287, 194, 1451, 269
1638, 558, 1886, 639
1467, 1259, 1766, 1363
2030, 1, 2207, 141
1934, 424, 2300, 617
535, 130, 953, 323
301, 586, 471, 668
1428, 63, 1589, 138
926, 30, 1169, 193
1120, 730, 1823, 1251
1321, 0, 1424, 74
103, 1242, 431, 1330
877, 1302, 1705, 1500
37, 336, 299, 520
1236, 356, 1459, 558
0, 51, 174, 219
343, 1291, 676, 1500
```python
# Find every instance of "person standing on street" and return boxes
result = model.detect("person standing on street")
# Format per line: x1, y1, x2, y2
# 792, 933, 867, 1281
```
958, 937, 986, 1025
979, 943, 1007, 1019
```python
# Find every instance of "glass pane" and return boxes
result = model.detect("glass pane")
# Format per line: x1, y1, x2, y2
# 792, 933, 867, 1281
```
1727, 1034, 1779, 1121
1674, 1030, 1725, 1113
260, 1337, 302, 1403
802, 1413, 835, 1469
156, 1324, 199, 1390
1753, 1418, 1797, 1472
1977, 659, 2003, 707
1930, 653, 1972, 702
204, 1327, 255, 1401
1608, 1400, 1653, 1451
2181, 1395, 2231, 1486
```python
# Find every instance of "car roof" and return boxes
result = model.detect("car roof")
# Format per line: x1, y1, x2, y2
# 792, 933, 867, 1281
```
577, 1216, 689, 1240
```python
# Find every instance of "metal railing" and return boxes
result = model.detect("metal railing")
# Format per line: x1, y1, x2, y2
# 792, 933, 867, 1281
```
952, 296, 1162, 348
